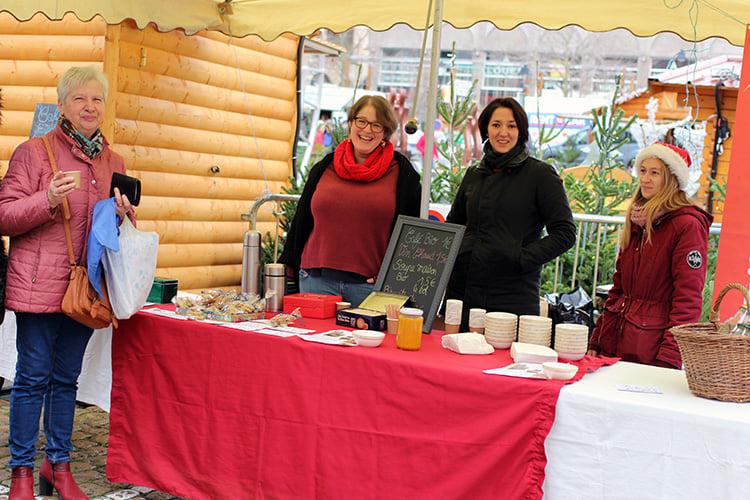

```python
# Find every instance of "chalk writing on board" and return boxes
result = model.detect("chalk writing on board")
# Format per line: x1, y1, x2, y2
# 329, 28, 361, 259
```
29, 104, 60, 138
375, 216, 465, 332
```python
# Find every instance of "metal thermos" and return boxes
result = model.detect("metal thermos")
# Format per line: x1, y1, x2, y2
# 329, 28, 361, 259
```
264, 263, 286, 312
241, 231, 261, 295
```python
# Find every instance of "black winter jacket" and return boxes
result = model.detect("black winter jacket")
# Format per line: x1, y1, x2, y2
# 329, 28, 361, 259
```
445, 155, 575, 322
279, 150, 421, 274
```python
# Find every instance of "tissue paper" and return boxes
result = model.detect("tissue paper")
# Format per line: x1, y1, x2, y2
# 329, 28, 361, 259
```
441, 332, 495, 355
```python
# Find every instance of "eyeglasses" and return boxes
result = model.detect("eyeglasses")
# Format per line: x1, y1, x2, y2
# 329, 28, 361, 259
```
353, 116, 384, 134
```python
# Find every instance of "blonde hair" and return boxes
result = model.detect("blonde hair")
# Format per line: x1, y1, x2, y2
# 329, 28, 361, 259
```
348, 95, 398, 139
621, 158, 697, 248
57, 66, 109, 103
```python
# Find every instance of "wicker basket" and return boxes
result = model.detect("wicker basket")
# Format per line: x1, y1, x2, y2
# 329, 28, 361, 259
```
671, 283, 750, 403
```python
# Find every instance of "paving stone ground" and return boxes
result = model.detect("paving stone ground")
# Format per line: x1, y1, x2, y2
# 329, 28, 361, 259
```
0, 397, 183, 500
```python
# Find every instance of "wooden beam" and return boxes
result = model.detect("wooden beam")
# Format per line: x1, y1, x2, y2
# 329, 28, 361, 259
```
0, 86, 58, 111
154, 264, 242, 289
0, 34, 104, 61
118, 41, 295, 101
113, 119, 292, 160
0, 110, 34, 137
117, 67, 295, 120
130, 170, 286, 200
201, 31, 298, 60
112, 144, 291, 180
120, 25, 297, 80
136, 195, 265, 222
137, 220, 276, 244
101, 24, 121, 142
0, 60, 103, 86
157, 243, 244, 268
115, 93, 293, 140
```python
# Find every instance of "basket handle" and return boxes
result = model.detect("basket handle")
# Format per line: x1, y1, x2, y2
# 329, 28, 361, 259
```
709, 282, 750, 326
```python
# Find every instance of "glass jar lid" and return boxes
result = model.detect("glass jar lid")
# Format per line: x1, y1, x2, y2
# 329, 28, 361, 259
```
400, 307, 423, 317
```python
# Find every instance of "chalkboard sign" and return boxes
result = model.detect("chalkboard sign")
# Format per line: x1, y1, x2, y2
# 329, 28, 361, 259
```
29, 104, 60, 138
375, 216, 465, 332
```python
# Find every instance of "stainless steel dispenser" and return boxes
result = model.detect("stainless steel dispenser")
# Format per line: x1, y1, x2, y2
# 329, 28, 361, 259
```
241, 230, 261, 295
264, 263, 286, 312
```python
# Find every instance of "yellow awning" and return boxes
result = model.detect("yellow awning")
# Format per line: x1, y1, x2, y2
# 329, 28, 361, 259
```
1, 0, 748, 45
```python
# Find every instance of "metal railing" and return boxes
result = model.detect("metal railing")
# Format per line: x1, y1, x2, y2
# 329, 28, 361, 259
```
558, 213, 722, 298
241, 193, 723, 300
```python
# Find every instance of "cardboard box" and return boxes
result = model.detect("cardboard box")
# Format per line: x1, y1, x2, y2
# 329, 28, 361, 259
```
336, 291, 409, 331
283, 293, 342, 319
147, 277, 178, 304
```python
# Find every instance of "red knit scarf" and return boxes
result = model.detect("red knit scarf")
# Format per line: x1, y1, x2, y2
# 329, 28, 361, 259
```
333, 139, 395, 182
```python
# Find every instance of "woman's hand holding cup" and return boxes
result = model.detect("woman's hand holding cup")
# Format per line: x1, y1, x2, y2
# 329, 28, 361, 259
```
47, 171, 77, 208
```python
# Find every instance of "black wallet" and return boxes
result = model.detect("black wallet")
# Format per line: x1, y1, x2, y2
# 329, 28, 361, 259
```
109, 172, 141, 207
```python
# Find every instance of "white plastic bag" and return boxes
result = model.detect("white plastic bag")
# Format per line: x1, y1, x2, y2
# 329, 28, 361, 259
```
102, 217, 159, 320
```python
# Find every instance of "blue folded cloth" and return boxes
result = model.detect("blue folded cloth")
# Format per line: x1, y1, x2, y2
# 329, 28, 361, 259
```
87, 198, 120, 299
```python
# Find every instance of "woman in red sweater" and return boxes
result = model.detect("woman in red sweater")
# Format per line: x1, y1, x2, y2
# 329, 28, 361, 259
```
588, 142, 712, 368
280, 96, 421, 306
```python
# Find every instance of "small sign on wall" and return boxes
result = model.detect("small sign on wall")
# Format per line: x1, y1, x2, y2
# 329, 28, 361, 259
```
29, 103, 60, 138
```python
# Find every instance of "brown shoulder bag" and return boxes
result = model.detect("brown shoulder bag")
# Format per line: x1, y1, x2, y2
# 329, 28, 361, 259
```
42, 135, 116, 330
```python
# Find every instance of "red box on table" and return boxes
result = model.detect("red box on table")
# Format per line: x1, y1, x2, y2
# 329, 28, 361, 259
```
283, 293, 343, 319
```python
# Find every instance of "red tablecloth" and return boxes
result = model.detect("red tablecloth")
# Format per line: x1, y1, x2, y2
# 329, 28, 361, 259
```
107, 311, 615, 500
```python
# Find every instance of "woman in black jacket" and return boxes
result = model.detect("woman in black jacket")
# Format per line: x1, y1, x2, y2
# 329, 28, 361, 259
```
445, 97, 575, 328
280, 96, 421, 306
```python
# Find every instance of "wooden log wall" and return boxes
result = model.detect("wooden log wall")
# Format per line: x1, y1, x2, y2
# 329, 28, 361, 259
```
616, 82, 737, 222
0, 13, 105, 182
0, 14, 299, 291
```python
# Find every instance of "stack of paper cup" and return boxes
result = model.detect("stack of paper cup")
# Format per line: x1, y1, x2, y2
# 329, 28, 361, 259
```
554, 323, 589, 360
484, 312, 518, 349
468, 308, 486, 334
518, 315, 553, 347
445, 299, 463, 334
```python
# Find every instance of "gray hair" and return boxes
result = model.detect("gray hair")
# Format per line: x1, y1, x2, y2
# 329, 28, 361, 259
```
57, 66, 109, 103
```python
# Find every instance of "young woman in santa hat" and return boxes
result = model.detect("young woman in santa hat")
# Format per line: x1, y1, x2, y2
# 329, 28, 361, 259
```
587, 142, 712, 369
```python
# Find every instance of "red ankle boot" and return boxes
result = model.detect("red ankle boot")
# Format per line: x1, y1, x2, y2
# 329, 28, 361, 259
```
9, 466, 34, 500
39, 457, 89, 499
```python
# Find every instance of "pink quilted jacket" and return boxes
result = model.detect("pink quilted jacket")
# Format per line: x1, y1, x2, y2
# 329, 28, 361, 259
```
0, 126, 126, 313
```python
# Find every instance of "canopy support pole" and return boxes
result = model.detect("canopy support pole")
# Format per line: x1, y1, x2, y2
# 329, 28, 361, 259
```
419, 0, 444, 219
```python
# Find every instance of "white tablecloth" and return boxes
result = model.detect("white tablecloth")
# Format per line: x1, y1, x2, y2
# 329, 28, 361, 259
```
0, 311, 113, 411
544, 361, 750, 499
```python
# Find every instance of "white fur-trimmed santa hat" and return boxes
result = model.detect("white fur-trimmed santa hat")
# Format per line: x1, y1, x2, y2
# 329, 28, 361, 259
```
634, 142, 692, 192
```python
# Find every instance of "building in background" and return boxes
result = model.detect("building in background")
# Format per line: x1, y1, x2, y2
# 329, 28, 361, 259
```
309, 23, 741, 124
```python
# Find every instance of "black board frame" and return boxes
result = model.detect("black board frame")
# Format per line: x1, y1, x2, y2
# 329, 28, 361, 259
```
374, 215, 465, 332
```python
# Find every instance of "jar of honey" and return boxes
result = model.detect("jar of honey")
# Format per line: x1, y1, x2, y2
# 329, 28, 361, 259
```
396, 307, 424, 350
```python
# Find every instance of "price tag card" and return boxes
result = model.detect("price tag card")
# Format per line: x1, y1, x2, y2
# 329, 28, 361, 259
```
140, 308, 188, 321
255, 329, 299, 338
219, 322, 271, 332
616, 384, 663, 394
271, 326, 315, 335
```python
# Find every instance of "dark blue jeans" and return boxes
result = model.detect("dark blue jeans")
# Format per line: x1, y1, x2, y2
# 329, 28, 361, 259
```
299, 268, 374, 308
9, 312, 93, 468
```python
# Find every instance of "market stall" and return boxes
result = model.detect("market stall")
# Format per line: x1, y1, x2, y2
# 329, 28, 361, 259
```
105, 308, 750, 499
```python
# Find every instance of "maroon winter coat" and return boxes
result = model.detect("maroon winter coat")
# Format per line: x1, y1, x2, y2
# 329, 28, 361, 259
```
589, 205, 712, 369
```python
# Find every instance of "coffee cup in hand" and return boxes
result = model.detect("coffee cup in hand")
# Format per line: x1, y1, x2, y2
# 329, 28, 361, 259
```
64, 171, 81, 189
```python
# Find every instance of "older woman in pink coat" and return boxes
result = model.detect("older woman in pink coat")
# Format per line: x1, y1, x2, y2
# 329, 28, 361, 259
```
0, 66, 133, 500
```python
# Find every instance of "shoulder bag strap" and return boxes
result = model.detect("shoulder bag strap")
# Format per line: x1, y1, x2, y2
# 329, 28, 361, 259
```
41, 134, 77, 268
